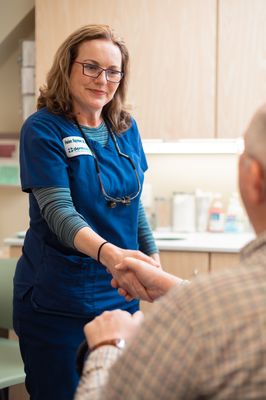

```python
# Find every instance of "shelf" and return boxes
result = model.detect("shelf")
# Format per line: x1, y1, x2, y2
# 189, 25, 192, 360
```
143, 138, 244, 155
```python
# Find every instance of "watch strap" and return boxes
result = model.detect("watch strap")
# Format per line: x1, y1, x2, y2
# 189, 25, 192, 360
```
90, 338, 125, 352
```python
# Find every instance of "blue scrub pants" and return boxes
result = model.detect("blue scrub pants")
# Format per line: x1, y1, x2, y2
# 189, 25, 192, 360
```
13, 289, 138, 400
13, 289, 88, 400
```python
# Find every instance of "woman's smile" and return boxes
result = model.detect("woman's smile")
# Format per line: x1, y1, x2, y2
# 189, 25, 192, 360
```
88, 88, 107, 96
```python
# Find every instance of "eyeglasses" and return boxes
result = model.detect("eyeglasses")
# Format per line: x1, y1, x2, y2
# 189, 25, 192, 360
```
74, 61, 124, 83
75, 120, 141, 208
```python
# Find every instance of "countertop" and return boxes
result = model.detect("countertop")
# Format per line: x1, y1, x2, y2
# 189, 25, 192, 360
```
4, 231, 255, 254
153, 232, 254, 253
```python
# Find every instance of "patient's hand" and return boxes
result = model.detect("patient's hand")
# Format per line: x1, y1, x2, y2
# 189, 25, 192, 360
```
112, 257, 183, 301
104, 249, 160, 302
110, 266, 153, 302
84, 309, 144, 350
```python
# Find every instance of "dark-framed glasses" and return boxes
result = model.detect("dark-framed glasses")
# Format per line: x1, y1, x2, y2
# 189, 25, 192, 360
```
74, 61, 124, 83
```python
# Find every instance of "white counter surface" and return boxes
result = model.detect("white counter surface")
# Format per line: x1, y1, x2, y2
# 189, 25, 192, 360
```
153, 231, 254, 253
4, 232, 255, 254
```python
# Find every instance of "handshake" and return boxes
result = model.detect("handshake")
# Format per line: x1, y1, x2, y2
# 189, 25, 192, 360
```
109, 256, 186, 303
81, 256, 187, 360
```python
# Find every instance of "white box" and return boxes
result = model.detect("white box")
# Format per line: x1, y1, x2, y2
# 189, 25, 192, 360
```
21, 67, 35, 94
22, 95, 36, 120
21, 40, 35, 67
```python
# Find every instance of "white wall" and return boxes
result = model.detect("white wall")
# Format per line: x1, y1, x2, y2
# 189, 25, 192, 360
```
146, 153, 238, 202
0, 152, 239, 245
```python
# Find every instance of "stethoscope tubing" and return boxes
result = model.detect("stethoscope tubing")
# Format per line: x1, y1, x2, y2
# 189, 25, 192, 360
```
74, 118, 141, 207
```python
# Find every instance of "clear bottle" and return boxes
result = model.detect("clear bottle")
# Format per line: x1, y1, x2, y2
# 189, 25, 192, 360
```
208, 193, 225, 233
224, 192, 244, 233
195, 189, 213, 232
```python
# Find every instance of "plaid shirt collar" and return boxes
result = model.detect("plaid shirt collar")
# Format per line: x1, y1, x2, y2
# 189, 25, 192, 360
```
240, 229, 266, 263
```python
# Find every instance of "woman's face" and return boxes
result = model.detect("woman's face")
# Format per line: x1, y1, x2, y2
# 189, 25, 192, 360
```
69, 39, 122, 117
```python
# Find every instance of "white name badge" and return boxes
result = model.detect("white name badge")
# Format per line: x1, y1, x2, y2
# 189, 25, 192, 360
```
63, 136, 92, 158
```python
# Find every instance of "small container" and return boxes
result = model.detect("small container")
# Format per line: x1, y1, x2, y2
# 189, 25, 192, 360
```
195, 190, 213, 232
172, 192, 195, 232
224, 192, 245, 233
208, 193, 225, 233
154, 197, 171, 232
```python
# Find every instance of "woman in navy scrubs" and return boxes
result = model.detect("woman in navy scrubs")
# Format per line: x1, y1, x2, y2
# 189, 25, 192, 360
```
13, 24, 160, 400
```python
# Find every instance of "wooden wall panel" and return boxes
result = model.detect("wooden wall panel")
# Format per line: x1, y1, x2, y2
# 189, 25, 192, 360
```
35, 0, 216, 139
217, 0, 266, 138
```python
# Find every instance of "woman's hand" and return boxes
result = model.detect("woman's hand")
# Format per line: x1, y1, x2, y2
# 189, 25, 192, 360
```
111, 252, 162, 301
100, 245, 160, 302
74, 227, 162, 301
150, 252, 162, 269
112, 257, 183, 301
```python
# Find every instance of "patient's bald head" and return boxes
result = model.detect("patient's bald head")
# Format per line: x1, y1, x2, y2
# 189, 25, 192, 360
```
239, 104, 266, 234
244, 104, 266, 171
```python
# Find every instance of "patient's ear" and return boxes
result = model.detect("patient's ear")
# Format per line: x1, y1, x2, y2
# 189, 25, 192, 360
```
249, 159, 265, 204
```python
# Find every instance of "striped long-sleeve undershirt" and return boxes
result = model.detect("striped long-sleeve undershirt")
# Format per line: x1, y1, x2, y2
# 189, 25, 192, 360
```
32, 187, 88, 248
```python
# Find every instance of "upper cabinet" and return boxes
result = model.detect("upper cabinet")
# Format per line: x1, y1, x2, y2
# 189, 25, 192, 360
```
35, 0, 266, 140
35, 0, 216, 140
217, 0, 266, 138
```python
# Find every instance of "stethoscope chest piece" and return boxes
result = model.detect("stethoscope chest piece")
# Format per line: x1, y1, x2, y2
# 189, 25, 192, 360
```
107, 197, 131, 208
108, 201, 117, 208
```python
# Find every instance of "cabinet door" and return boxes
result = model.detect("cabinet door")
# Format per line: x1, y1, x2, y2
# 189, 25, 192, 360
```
159, 251, 209, 279
210, 252, 239, 273
35, 0, 216, 139
217, 0, 266, 137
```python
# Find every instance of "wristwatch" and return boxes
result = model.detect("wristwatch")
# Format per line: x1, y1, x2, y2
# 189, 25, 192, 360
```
90, 338, 126, 352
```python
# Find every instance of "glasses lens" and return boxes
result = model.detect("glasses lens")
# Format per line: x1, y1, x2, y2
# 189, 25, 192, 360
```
106, 70, 123, 83
83, 64, 101, 77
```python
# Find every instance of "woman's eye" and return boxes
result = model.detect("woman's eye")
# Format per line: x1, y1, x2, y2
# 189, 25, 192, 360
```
85, 64, 99, 71
108, 70, 120, 76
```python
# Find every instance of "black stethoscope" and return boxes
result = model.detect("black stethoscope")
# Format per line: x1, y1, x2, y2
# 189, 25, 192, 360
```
74, 119, 141, 208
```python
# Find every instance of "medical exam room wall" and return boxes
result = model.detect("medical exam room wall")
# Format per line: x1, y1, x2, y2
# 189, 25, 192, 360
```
1, 0, 265, 244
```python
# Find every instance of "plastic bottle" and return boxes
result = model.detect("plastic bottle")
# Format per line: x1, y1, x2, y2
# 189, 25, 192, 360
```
224, 192, 244, 233
208, 193, 225, 233
195, 189, 213, 232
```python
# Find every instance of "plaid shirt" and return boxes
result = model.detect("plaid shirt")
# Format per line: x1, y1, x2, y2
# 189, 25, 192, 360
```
74, 232, 266, 400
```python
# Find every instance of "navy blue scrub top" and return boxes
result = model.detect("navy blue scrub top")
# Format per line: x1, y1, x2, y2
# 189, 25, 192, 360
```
14, 108, 148, 317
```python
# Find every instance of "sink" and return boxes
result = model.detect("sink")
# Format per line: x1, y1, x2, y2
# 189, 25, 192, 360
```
153, 232, 186, 241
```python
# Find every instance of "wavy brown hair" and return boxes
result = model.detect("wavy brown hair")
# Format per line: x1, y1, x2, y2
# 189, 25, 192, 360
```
37, 24, 131, 133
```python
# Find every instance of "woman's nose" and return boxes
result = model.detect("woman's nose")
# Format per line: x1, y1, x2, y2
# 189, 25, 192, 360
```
94, 69, 108, 83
